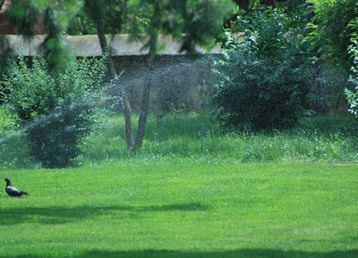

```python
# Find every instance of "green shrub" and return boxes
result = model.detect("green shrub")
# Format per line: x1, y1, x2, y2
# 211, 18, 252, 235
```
213, 52, 312, 130
213, 7, 313, 131
0, 37, 11, 104
306, 0, 357, 70
305, 1, 357, 115
3, 57, 107, 168
345, 19, 358, 116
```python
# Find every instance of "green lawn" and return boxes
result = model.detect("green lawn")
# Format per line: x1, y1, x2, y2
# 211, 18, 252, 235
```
1, 110, 357, 257
1, 161, 357, 258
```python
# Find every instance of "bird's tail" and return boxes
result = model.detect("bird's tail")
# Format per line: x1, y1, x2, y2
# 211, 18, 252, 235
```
22, 191, 29, 196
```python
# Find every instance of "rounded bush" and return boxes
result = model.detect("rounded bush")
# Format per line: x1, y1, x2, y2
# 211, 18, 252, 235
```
3, 57, 107, 168
213, 53, 312, 130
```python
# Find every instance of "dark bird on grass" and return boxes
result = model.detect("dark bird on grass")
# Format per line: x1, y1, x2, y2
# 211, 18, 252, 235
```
4, 178, 29, 197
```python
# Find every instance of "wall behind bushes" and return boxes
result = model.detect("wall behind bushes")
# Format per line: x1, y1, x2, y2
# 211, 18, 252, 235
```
1, 35, 216, 113
2, 33, 352, 115
112, 55, 215, 113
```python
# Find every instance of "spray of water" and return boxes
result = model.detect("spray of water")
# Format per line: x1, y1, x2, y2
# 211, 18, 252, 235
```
0, 56, 211, 145
0, 102, 80, 144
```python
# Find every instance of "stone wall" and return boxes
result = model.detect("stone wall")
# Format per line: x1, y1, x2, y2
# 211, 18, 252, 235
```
1, 35, 219, 112
112, 55, 216, 112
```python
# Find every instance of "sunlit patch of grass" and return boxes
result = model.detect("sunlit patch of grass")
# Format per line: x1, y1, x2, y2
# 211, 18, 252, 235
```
0, 162, 357, 257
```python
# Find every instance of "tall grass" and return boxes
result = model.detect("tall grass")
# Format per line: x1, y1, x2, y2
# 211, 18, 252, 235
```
0, 108, 37, 168
79, 112, 358, 165
1, 108, 357, 169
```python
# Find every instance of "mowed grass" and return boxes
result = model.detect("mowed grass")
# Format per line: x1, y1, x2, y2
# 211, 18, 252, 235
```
0, 161, 358, 258
1, 109, 357, 257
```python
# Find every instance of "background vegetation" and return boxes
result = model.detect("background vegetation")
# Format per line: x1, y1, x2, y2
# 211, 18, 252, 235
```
1, 110, 357, 169
0, 0, 357, 168
0, 1, 357, 257
2, 57, 107, 168
213, 6, 312, 130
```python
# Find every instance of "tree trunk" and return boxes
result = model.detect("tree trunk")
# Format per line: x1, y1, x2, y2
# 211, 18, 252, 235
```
132, 33, 158, 151
96, 21, 117, 77
123, 96, 133, 150
132, 67, 152, 151
95, 18, 133, 150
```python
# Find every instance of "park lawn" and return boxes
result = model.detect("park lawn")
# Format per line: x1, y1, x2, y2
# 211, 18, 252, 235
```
0, 161, 357, 258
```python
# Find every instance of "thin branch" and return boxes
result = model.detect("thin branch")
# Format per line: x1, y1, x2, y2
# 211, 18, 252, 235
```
0, 0, 6, 10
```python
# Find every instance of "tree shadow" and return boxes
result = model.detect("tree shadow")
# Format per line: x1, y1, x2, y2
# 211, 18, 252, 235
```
0, 202, 209, 225
2, 249, 358, 258
82, 249, 358, 258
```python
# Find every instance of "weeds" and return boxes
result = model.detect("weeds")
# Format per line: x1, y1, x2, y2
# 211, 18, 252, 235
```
1, 110, 357, 169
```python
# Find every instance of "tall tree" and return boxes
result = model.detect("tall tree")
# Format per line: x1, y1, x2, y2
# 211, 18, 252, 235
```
84, 0, 134, 150
1, 0, 81, 104
4, 0, 83, 72
131, 0, 234, 151
306, 0, 357, 70
1, 0, 234, 152
85, 0, 235, 152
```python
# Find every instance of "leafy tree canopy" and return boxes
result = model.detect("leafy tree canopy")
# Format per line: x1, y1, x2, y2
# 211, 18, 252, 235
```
2, 0, 235, 70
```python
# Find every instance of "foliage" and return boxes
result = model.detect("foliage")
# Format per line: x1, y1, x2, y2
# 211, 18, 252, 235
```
67, 8, 97, 35
308, 66, 350, 114
2, 57, 107, 168
173, 0, 236, 53
213, 7, 313, 131
345, 18, 358, 116
80, 0, 128, 35
0, 36, 12, 104
69, 0, 235, 52
5, 0, 83, 72
123, 0, 235, 54
234, 6, 308, 60
0, 107, 39, 169
213, 54, 313, 131
302, 1, 357, 115
305, 0, 358, 70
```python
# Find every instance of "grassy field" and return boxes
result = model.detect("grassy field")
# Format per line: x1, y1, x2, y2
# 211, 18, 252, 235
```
76, 112, 358, 165
1, 161, 358, 258
1, 110, 357, 168
1, 109, 357, 257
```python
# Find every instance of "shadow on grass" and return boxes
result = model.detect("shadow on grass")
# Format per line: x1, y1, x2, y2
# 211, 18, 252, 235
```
0, 203, 209, 225
2, 249, 358, 258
